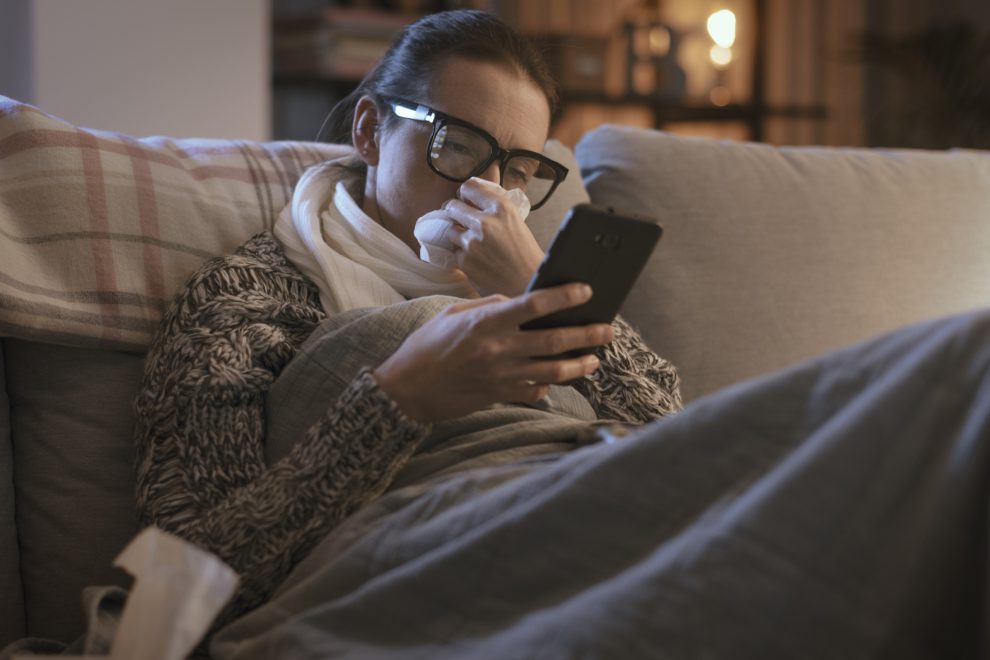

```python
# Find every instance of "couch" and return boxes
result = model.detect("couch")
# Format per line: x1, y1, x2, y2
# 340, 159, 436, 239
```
1, 95, 988, 649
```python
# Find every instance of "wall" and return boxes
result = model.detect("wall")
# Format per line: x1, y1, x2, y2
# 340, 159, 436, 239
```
1, 0, 270, 141
863, 0, 990, 149
0, 0, 34, 103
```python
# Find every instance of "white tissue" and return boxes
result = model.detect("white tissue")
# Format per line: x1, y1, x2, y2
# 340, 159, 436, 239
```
110, 527, 239, 660
414, 177, 531, 268
14, 527, 239, 660
414, 208, 463, 269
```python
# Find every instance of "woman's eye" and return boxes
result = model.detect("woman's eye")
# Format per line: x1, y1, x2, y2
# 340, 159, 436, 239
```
446, 141, 475, 157
506, 167, 531, 183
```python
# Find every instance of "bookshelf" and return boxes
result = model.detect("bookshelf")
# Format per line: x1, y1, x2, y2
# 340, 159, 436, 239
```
271, 1, 827, 145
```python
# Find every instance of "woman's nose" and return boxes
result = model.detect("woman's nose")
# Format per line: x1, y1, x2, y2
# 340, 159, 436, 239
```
477, 161, 501, 185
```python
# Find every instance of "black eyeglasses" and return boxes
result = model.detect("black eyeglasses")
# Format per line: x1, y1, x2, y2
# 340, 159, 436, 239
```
385, 98, 568, 210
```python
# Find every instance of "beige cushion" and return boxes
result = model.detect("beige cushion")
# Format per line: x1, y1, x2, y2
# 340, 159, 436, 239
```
0, 341, 27, 648
578, 126, 990, 401
0, 96, 351, 351
0, 94, 581, 352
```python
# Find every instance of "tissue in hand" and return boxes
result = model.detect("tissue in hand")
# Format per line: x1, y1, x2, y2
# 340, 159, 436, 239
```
414, 177, 531, 269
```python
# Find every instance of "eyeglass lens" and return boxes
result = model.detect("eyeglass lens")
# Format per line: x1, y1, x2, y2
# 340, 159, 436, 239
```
430, 124, 557, 209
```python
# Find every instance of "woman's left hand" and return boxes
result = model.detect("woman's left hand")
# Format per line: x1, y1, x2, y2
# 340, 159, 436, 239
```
443, 178, 546, 297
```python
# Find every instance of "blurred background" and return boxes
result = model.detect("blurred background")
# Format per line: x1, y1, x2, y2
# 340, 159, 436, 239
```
2, 0, 988, 149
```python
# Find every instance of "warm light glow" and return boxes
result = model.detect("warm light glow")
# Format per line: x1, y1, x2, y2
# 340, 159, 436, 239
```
649, 26, 671, 57
707, 9, 736, 48
710, 86, 732, 106
709, 45, 733, 67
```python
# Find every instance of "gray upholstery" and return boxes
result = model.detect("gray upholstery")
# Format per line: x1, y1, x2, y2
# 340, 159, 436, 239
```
578, 126, 990, 401
0, 341, 26, 644
5, 340, 144, 643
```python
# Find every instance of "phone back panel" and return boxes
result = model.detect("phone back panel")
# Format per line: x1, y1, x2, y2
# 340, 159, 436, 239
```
521, 205, 662, 331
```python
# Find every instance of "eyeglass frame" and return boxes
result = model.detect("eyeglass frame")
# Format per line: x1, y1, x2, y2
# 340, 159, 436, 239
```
384, 97, 568, 210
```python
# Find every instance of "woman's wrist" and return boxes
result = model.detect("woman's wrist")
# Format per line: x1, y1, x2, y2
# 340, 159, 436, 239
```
371, 363, 429, 423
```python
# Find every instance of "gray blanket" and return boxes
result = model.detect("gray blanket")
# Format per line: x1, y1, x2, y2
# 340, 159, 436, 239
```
264, 296, 603, 489
207, 307, 990, 660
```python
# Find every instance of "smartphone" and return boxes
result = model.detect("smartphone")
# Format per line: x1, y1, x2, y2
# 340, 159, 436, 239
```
520, 204, 662, 351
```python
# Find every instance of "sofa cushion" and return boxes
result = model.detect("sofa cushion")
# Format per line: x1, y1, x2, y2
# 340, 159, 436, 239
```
578, 126, 990, 401
5, 339, 145, 643
0, 341, 27, 649
0, 95, 581, 352
0, 96, 351, 351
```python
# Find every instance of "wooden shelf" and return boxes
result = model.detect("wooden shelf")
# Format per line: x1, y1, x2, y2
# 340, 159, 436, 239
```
561, 92, 826, 122
270, 0, 828, 143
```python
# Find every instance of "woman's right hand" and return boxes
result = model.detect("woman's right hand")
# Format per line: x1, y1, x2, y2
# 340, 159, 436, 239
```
372, 283, 614, 424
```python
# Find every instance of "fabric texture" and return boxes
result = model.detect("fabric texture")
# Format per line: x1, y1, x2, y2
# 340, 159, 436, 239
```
4, 339, 143, 643
577, 125, 990, 401
272, 161, 477, 314
0, 98, 591, 651
0, 95, 350, 351
264, 296, 599, 488
132, 231, 680, 655
0, 585, 127, 659
210, 307, 990, 660
0, 94, 588, 351
132, 233, 432, 649
0, 341, 26, 647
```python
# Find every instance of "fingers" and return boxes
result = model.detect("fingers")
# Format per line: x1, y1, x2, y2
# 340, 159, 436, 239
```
496, 282, 593, 327
446, 220, 470, 252
503, 353, 601, 387
443, 199, 484, 235
504, 323, 614, 358
456, 177, 510, 215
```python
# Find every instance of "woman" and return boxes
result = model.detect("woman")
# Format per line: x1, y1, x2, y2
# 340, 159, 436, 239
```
133, 8, 681, 653
133, 10, 990, 660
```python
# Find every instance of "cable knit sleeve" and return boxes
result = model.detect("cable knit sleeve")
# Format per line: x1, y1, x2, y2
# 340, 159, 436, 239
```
132, 233, 430, 638
571, 314, 683, 423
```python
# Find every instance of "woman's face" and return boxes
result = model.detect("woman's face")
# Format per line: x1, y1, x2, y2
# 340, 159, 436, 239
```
359, 56, 552, 252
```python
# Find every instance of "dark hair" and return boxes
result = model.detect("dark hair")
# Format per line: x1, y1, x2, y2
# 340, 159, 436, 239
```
316, 9, 558, 145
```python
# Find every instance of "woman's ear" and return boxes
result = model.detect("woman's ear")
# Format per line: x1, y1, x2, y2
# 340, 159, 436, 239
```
352, 95, 381, 166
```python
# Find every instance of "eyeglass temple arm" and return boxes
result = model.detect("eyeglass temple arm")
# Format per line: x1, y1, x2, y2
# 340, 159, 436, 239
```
389, 100, 435, 123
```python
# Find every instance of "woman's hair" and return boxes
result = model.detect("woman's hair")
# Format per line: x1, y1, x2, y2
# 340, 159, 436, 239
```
316, 9, 558, 145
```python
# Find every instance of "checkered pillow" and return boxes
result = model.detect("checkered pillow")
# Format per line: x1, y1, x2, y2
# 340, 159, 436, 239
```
0, 96, 350, 350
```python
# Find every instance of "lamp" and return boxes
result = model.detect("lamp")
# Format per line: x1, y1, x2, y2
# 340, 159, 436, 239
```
706, 9, 736, 106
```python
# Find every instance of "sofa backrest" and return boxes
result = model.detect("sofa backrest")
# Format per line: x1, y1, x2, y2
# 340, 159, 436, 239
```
0, 342, 25, 645
578, 126, 990, 401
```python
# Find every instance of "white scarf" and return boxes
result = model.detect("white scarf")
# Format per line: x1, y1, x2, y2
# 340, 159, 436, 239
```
274, 159, 479, 314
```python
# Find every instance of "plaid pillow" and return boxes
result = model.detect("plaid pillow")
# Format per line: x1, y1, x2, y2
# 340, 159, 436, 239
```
0, 96, 350, 351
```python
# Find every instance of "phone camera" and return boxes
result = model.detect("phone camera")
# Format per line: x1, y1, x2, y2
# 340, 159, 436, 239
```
595, 233, 622, 250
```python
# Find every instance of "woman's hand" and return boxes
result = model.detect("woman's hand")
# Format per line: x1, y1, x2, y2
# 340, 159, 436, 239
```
372, 283, 614, 424
443, 178, 546, 297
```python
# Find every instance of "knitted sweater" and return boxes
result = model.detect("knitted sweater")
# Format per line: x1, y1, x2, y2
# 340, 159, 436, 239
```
133, 232, 682, 647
